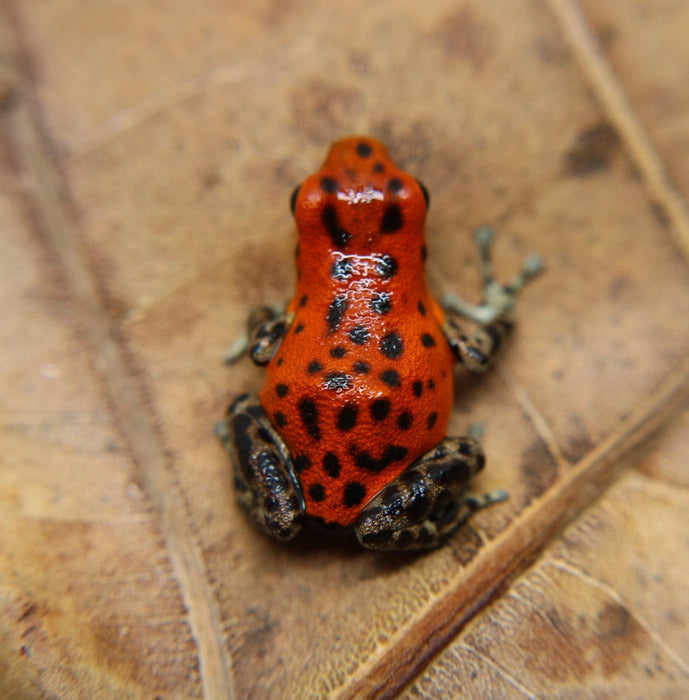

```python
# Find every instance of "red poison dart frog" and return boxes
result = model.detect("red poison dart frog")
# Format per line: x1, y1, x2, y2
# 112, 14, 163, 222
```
217, 137, 542, 550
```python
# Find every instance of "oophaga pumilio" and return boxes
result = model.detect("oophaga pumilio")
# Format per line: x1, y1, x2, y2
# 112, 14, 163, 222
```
217, 137, 541, 550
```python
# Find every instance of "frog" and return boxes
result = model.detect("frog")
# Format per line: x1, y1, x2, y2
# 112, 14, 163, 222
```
216, 136, 542, 551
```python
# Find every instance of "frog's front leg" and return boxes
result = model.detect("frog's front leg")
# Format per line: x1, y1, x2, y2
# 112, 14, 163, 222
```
223, 304, 293, 366
216, 394, 304, 540
442, 226, 543, 372
354, 435, 506, 551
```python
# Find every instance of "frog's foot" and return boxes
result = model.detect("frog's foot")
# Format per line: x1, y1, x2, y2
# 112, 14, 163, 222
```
216, 394, 304, 540
442, 225, 543, 325
354, 436, 507, 551
223, 303, 291, 366
441, 226, 543, 372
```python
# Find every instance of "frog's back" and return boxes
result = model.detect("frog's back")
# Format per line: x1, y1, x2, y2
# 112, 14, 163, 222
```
259, 137, 455, 527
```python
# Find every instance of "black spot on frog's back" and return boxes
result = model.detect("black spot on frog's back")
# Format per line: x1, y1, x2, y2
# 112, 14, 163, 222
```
380, 369, 401, 388
352, 444, 409, 473
309, 483, 326, 502
321, 204, 352, 248
336, 404, 358, 431
356, 141, 373, 158
298, 397, 321, 440
380, 332, 404, 359
323, 452, 341, 478
370, 398, 390, 422
327, 294, 348, 332
343, 481, 366, 507
380, 204, 403, 234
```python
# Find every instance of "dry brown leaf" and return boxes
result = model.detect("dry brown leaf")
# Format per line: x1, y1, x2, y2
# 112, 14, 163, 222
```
1, 1, 689, 698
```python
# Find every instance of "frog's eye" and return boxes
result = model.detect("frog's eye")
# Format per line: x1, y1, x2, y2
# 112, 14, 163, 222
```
415, 179, 430, 210
290, 184, 301, 215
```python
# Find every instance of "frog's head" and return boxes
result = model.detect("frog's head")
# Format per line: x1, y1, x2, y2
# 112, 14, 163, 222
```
290, 137, 429, 256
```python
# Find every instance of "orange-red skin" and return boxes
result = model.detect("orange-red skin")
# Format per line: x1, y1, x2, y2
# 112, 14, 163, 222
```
259, 137, 455, 527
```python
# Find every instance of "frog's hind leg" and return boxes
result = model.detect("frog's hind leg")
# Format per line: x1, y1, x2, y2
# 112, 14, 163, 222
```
354, 436, 506, 551
441, 226, 543, 373
216, 394, 304, 541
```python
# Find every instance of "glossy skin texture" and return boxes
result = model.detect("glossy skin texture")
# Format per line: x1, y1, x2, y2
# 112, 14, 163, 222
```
219, 136, 541, 549
259, 139, 454, 527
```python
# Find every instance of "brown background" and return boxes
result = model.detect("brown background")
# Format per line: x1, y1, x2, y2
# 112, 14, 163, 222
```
2, 1, 689, 698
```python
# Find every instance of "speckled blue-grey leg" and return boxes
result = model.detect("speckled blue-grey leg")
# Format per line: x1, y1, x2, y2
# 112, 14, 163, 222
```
223, 305, 293, 365
442, 226, 543, 372
355, 434, 507, 551
216, 394, 304, 541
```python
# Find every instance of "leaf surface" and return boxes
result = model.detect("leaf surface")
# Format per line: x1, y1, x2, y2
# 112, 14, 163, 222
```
1, 1, 689, 697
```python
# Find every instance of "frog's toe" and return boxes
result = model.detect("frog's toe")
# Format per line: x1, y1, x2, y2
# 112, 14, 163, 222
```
506, 253, 544, 294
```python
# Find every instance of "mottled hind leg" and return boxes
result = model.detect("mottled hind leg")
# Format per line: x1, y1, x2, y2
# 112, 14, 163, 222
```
355, 436, 507, 551
216, 394, 304, 541
442, 226, 543, 372
223, 304, 293, 365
